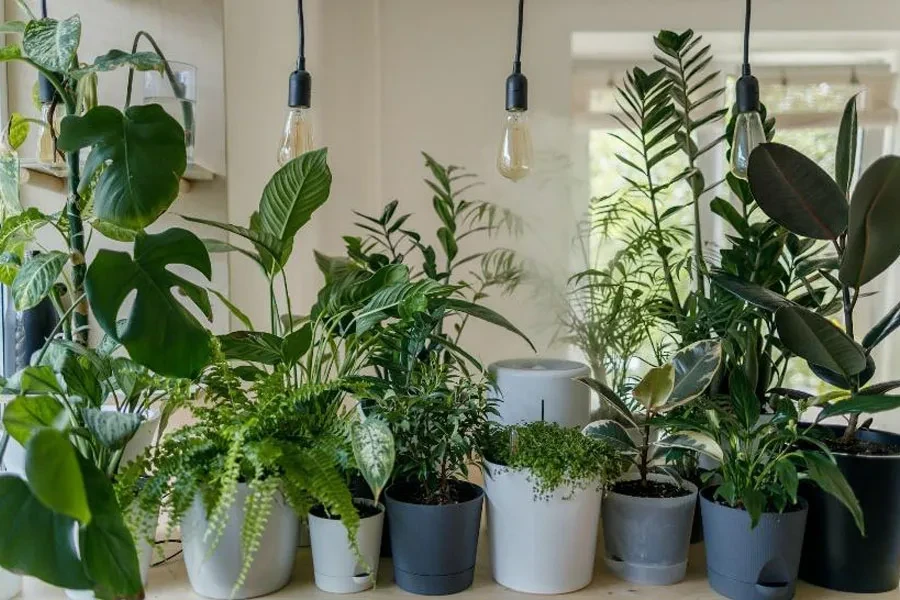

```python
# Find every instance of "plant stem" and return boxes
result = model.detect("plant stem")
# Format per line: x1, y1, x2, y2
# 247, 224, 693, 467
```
34, 293, 87, 365
640, 421, 651, 486
61, 90, 89, 346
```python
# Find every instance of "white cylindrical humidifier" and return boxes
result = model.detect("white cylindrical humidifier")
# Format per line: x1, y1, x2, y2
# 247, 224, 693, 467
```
488, 359, 591, 428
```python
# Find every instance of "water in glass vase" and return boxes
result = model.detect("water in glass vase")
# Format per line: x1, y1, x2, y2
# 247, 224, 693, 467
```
145, 96, 196, 164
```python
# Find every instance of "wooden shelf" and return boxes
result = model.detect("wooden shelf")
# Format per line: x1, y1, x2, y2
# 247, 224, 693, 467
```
17, 533, 893, 599
18, 160, 216, 194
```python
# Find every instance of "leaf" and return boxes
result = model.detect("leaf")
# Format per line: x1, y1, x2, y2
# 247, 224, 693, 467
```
774, 305, 866, 377
710, 197, 748, 235
729, 369, 760, 430
582, 419, 638, 453
802, 451, 864, 534
666, 340, 722, 410
0, 252, 20, 286
709, 270, 792, 311
0, 21, 26, 33
860, 380, 900, 396
437, 227, 458, 262
22, 16, 81, 72
82, 409, 143, 451
743, 488, 766, 529
0, 44, 22, 62
748, 142, 848, 240
2, 395, 65, 445
7, 113, 29, 150
61, 359, 104, 407
258, 148, 331, 245
633, 364, 675, 411
839, 157, 900, 288
836, 95, 859, 196
578, 377, 637, 427
818, 394, 900, 420
71, 49, 163, 78
0, 149, 21, 219
0, 475, 92, 589
0, 207, 48, 253
57, 105, 186, 230
775, 459, 799, 504
12, 365, 65, 394
26, 428, 91, 525
77, 454, 143, 598
442, 298, 535, 352
863, 298, 900, 350
90, 219, 141, 242
203, 238, 264, 271
209, 288, 254, 330
656, 432, 723, 462
351, 418, 396, 502
281, 323, 312, 365
85, 228, 212, 379
218, 331, 283, 365
11, 250, 66, 311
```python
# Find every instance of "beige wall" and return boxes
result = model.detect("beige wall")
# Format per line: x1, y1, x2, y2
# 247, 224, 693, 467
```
4, 0, 230, 337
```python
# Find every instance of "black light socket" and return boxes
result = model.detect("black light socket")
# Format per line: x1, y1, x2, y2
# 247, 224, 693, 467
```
735, 74, 760, 113
288, 69, 311, 109
38, 74, 56, 104
505, 72, 528, 112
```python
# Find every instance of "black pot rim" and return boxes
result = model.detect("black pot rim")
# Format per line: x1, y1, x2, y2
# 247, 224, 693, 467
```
309, 498, 385, 520
700, 484, 808, 514
801, 423, 900, 460
385, 479, 484, 508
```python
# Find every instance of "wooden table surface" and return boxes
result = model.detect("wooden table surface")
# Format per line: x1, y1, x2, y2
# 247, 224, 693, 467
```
19, 535, 900, 599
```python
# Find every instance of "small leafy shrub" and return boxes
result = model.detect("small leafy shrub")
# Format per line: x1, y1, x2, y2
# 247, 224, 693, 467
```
486, 421, 624, 500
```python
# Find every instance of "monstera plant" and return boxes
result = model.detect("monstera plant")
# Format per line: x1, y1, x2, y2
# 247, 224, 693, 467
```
0, 7, 219, 599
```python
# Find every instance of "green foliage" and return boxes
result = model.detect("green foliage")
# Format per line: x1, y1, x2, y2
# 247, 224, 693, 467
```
352, 417, 396, 502
486, 421, 624, 499
11, 250, 67, 311
22, 15, 81, 72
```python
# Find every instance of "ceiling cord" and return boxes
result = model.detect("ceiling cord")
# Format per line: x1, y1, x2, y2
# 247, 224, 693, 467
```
513, 0, 524, 73
742, 0, 752, 76
297, 0, 306, 70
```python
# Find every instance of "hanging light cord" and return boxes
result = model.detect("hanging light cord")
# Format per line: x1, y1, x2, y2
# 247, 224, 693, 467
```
297, 0, 306, 70
513, 0, 524, 74
742, 0, 752, 76
40, 0, 48, 17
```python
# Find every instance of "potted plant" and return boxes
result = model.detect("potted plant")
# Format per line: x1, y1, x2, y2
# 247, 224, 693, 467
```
668, 371, 863, 600
580, 340, 721, 585
308, 416, 395, 593
712, 96, 900, 592
0, 8, 214, 598
482, 420, 622, 594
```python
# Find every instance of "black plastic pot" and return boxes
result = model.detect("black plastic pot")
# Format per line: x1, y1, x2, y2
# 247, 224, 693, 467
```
799, 426, 900, 593
385, 480, 483, 595
701, 487, 808, 600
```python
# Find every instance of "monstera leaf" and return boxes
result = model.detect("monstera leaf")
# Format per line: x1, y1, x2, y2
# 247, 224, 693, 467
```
22, 16, 81, 72
258, 148, 332, 246
58, 105, 186, 229
84, 228, 212, 378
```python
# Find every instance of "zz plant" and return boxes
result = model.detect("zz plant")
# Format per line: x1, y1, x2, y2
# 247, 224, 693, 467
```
581, 340, 722, 487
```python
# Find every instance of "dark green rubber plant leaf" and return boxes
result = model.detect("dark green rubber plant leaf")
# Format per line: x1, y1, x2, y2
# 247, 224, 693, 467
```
709, 269, 793, 311
863, 297, 900, 350
22, 15, 81, 72
84, 228, 212, 379
774, 305, 866, 378
77, 454, 143, 599
839, 156, 900, 288
578, 377, 636, 427
258, 148, 331, 245
835, 95, 859, 196
57, 105, 186, 230
748, 142, 848, 240
0, 475, 92, 590
817, 394, 900, 420
25, 428, 92, 525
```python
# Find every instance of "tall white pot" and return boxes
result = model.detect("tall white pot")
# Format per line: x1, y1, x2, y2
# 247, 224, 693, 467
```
0, 568, 20, 600
485, 462, 602, 594
308, 499, 384, 593
182, 484, 299, 600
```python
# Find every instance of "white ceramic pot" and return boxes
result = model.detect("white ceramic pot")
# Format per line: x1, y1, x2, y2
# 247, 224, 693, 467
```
182, 484, 299, 600
309, 498, 384, 593
488, 359, 591, 427
485, 461, 602, 594
0, 568, 20, 600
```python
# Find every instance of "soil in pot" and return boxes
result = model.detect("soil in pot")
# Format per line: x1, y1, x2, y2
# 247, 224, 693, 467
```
602, 475, 697, 586
385, 479, 483, 596
701, 486, 807, 600
800, 425, 900, 593
485, 462, 603, 594
309, 499, 385, 594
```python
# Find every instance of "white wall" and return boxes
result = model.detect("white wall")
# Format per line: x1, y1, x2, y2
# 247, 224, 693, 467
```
5, 0, 230, 338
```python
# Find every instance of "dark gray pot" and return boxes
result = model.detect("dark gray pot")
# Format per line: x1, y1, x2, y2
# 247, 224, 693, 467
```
700, 487, 807, 600
602, 476, 698, 585
385, 481, 484, 595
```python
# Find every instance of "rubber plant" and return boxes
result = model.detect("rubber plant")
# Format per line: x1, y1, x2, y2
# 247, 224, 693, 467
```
581, 340, 722, 485
712, 96, 900, 440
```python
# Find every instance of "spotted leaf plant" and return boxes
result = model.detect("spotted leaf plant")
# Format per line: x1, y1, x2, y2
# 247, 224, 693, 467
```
351, 415, 396, 503
581, 340, 723, 487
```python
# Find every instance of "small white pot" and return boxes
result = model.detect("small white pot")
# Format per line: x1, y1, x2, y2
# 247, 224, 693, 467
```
0, 568, 20, 600
181, 484, 299, 600
485, 461, 602, 594
309, 498, 384, 593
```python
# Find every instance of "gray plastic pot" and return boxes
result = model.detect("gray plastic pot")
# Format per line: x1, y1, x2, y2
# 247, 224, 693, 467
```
182, 485, 299, 599
700, 487, 807, 600
385, 481, 483, 595
308, 499, 384, 593
602, 475, 697, 585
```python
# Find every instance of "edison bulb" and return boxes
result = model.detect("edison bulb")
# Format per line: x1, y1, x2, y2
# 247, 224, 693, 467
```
277, 107, 314, 166
730, 110, 766, 180
497, 110, 533, 182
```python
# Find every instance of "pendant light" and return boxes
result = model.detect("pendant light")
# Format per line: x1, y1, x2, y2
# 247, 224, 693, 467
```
497, 0, 533, 182
277, 0, 314, 166
730, 0, 766, 180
